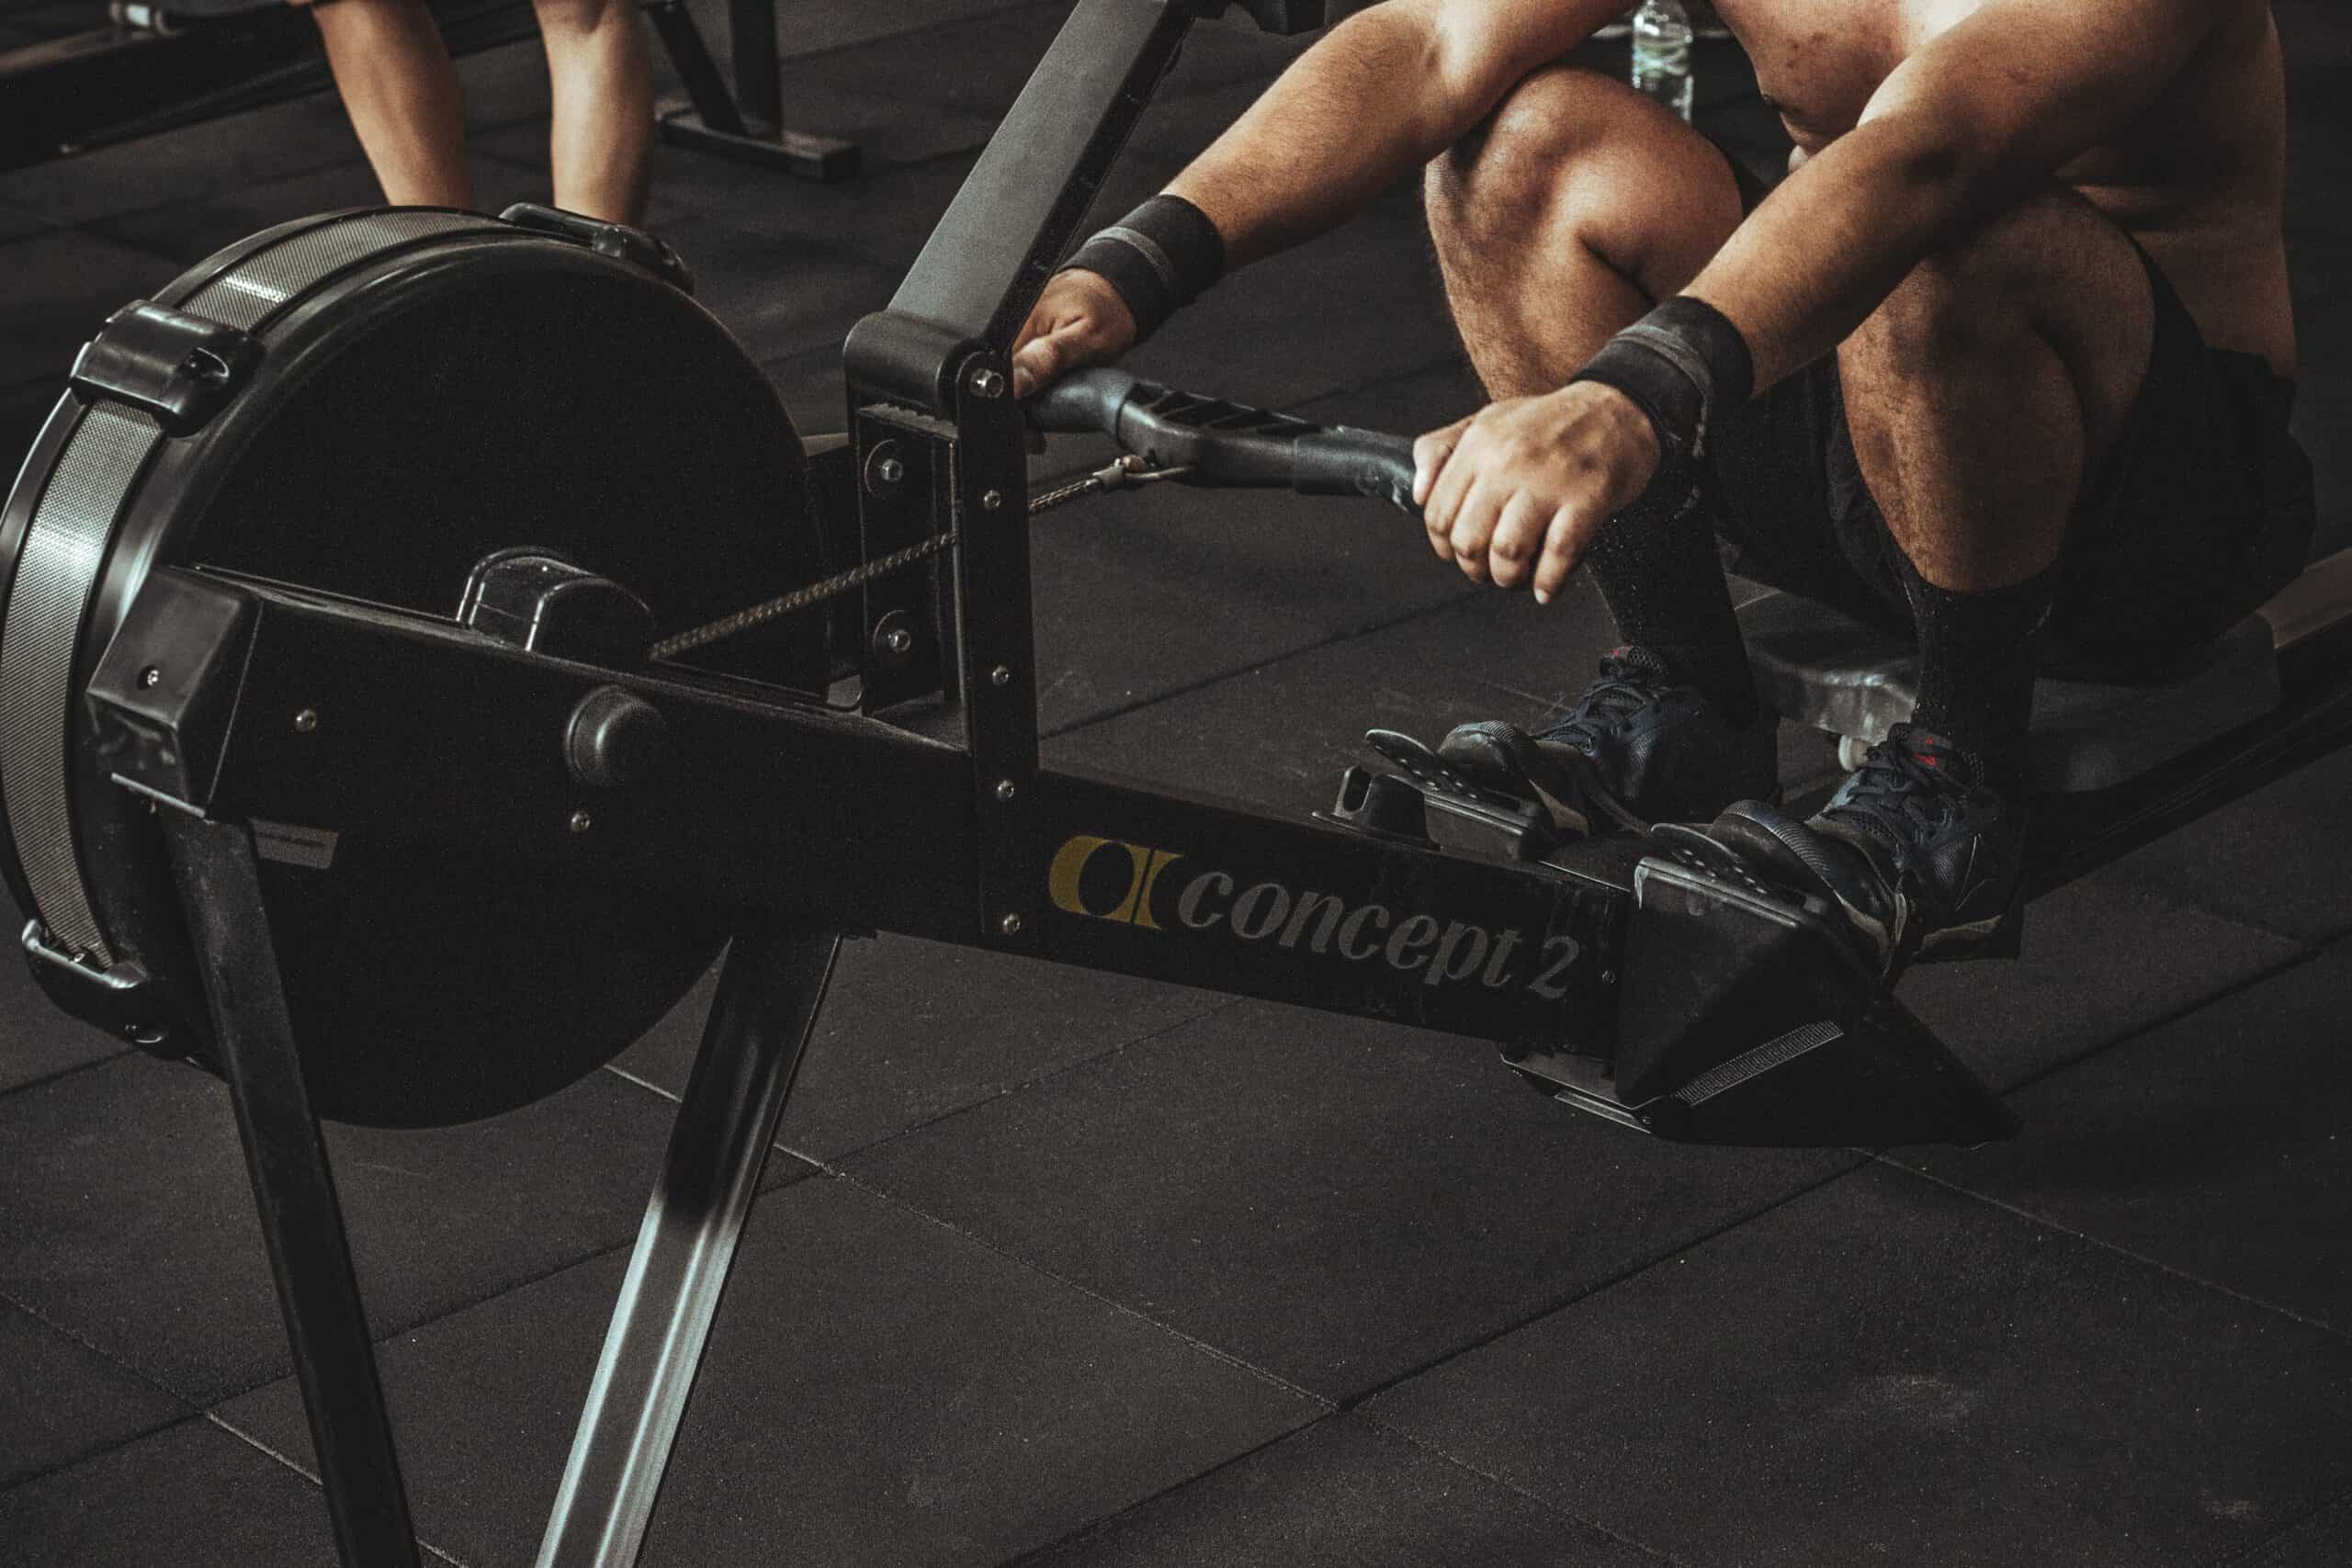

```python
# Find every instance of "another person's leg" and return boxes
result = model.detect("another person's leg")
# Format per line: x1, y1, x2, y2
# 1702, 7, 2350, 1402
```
308, 0, 471, 208
533, 0, 654, 224
1425, 67, 1772, 831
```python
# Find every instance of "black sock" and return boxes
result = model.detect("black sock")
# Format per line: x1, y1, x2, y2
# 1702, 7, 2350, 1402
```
1584, 493, 1758, 727
1899, 555, 2059, 794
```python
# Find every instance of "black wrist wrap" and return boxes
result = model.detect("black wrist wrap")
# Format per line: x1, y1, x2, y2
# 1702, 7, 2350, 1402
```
1061, 194, 1227, 341
1570, 297, 1755, 497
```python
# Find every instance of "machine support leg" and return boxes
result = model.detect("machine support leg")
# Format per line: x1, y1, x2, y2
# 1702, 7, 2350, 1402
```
642, 0, 861, 181
162, 816, 420, 1568
537, 919, 843, 1568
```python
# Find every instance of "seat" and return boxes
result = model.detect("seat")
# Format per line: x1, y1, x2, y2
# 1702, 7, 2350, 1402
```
1738, 591, 2284, 795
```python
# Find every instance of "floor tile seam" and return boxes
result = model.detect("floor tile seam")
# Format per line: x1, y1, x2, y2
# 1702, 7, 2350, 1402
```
595, 990, 1240, 1166
0, 1410, 210, 1506
0, 1281, 199, 1416
2090, 857, 2352, 948
988, 1413, 1353, 1568
200, 1410, 477, 1567
817, 1163, 1336, 1412
70, 151, 358, 247
1329, 1156, 1869, 1414
775, 993, 1250, 1168
1992, 942, 2324, 1101
1038, 590, 1479, 742
2208, 1486, 2352, 1567
1866, 1156, 2352, 1345
1353, 1409, 1700, 1568
189, 1220, 694, 1412
0, 1041, 135, 1105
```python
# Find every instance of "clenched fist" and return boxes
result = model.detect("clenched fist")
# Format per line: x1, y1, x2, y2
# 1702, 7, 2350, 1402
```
1011, 270, 1138, 399
1412, 383, 1664, 604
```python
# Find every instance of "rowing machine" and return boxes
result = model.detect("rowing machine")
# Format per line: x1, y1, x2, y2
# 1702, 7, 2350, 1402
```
1, 0, 2344, 1562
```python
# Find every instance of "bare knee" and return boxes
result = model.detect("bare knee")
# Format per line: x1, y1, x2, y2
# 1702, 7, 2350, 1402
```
531, 0, 629, 38
1860, 191, 2153, 383
1426, 67, 1740, 299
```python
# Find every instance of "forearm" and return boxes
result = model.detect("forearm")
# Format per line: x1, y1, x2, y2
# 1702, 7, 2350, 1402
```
1682, 113, 2018, 392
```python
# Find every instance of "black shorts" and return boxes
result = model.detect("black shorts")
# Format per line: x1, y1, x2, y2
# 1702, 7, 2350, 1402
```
1698, 143, 2317, 664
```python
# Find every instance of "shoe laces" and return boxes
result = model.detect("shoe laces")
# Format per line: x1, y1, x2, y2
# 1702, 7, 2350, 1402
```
1534, 649, 1677, 753
1828, 725, 1992, 854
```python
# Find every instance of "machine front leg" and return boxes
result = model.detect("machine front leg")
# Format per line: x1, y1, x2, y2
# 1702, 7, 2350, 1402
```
162, 815, 421, 1568
537, 919, 843, 1568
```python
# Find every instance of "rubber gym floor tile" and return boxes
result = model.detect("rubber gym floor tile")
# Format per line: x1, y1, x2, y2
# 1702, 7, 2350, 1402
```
848, 1003, 1856, 1402
2096, 777, 2352, 946
0, 200, 50, 244
613, 932, 1228, 1162
1044, 583, 1611, 811
2238, 1493, 2352, 1568
768, 0, 1310, 127
0, 94, 358, 225
0, 1417, 345, 1567
1021, 1412, 1656, 1568
86, 152, 586, 267
1894, 876, 2302, 1092
1900, 950, 2352, 1332
0, 1299, 188, 1488
1367, 1164, 2352, 1568
649, 212, 899, 365
1119, 204, 1462, 415
218, 1173, 1321, 1568
678, 152, 986, 275
0, 941, 125, 1098
0, 228, 177, 381
0, 1050, 773, 1404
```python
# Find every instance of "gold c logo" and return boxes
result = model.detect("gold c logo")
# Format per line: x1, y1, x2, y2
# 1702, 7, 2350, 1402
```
1047, 835, 1183, 930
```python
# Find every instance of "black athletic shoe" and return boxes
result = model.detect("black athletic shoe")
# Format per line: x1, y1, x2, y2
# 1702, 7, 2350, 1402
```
1657, 725, 2027, 981
1437, 647, 1779, 835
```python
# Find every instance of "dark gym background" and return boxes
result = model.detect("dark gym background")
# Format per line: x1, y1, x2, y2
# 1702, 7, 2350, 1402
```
1, 2, 2348, 1563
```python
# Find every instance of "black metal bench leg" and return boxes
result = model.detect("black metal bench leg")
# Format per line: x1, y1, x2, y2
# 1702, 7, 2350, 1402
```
163, 815, 421, 1568
537, 918, 843, 1568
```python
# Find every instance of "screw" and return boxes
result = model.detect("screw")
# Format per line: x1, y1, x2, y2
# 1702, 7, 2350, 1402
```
569, 809, 594, 834
882, 626, 914, 655
989, 664, 1013, 687
994, 778, 1017, 803
967, 367, 1006, 400
293, 709, 320, 734
864, 441, 907, 498
877, 457, 906, 485
139, 666, 162, 689
981, 489, 1004, 513
1600, 970, 1617, 987
999, 912, 1023, 936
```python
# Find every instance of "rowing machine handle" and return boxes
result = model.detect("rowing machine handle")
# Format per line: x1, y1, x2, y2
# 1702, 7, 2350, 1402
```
1031, 368, 1420, 520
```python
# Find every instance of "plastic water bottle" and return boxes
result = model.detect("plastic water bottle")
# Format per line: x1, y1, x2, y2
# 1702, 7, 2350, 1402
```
1630, 0, 1694, 122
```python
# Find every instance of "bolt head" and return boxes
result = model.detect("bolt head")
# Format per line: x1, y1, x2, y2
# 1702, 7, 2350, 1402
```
999, 912, 1023, 937
883, 627, 914, 654
139, 665, 162, 689
981, 489, 1004, 512
994, 778, 1018, 803
877, 457, 906, 484
569, 809, 594, 834
293, 708, 320, 734
968, 367, 1006, 400
989, 664, 1013, 687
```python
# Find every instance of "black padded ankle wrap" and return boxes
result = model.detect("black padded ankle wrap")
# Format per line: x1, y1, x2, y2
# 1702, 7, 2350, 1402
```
1571, 297, 1755, 497
1061, 195, 1226, 341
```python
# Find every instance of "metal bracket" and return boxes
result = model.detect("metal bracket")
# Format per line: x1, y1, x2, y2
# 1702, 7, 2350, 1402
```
70, 299, 263, 435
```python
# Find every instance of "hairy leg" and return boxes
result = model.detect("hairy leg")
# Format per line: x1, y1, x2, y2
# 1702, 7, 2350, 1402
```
310, 0, 470, 208
1425, 67, 1746, 400
1840, 190, 2156, 781
534, 0, 655, 224
1840, 189, 2155, 594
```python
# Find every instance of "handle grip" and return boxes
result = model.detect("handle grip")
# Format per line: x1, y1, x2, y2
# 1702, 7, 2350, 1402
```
1031, 367, 1421, 519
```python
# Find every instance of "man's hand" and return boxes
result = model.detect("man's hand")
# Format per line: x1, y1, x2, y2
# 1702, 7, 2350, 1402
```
1412, 383, 1663, 604
1012, 271, 1138, 399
